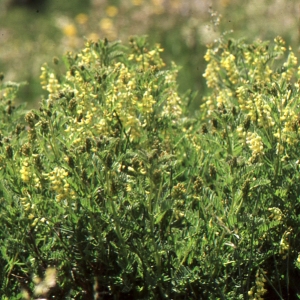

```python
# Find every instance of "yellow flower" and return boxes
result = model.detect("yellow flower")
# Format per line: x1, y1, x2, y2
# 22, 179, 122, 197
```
152, 0, 164, 14
63, 24, 77, 37
99, 18, 117, 40
220, 0, 230, 7
246, 132, 264, 162
220, 52, 239, 84
140, 168, 147, 175
46, 73, 60, 94
132, 0, 143, 5
28, 213, 35, 220
99, 18, 113, 31
75, 13, 88, 25
44, 268, 57, 288
47, 167, 75, 203
20, 158, 30, 183
31, 217, 39, 227
106, 6, 118, 17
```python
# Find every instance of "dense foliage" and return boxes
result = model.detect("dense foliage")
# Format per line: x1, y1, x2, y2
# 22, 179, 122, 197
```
1, 36, 300, 299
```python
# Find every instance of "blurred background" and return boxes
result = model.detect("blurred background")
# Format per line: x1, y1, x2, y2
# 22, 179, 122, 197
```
0, 0, 299, 110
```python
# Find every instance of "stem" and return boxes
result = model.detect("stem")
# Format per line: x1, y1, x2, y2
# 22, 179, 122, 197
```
149, 171, 165, 297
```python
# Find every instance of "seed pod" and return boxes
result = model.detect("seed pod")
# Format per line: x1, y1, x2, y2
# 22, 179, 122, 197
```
152, 169, 162, 184
209, 164, 217, 180
68, 98, 77, 112
67, 156, 75, 169
15, 124, 24, 136
85, 138, 92, 153
81, 169, 88, 182
201, 124, 208, 134
242, 179, 250, 200
70, 66, 76, 76
41, 120, 49, 135
34, 154, 43, 170
53, 56, 59, 65
212, 118, 218, 129
243, 117, 251, 131
193, 177, 203, 193
21, 143, 31, 156
231, 106, 237, 116
25, 112, 36, 128
105, 153, 113, 168
6, 145, 13, 159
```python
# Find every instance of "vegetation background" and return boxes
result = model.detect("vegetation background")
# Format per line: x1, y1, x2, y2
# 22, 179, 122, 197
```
0, 0, 299, 110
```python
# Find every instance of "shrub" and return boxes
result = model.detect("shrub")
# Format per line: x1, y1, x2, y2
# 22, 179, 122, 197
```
1, 35, 300, 299
199, 36, 300, 299
0, 36, 194, 299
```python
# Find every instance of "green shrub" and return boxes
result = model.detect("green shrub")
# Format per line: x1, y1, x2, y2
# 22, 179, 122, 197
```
0, 36, 194, 299
199, 36, 300, 299
1, 35, 300, 299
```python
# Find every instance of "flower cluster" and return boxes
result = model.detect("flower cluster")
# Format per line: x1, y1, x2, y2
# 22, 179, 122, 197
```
268, 207, 284, 222
171, 182, 186, 199
279, 229, 291, 259
282, 49, 298, 80
19, 157, 40, 187
274, 36, 286, 55
19, 192, 47, 227
44, 167, 76, 203
248, 269, 267, 300
273, 90, 298, 146
203, 48, 220, 89
51, 38, 182, 146
245, 42, 273, 83
22, 267, 57, 300
20, 157, 31, 183
128, 43, 165, 70
201, 37, 300, 170
220, 51, 239, 84
246, 132, 264, 162
40, 64, 61, 101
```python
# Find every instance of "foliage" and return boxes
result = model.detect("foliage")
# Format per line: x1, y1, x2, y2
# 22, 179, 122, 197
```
1, 35, 300, 299
0, 36, 193, 299
199, 36, 300, 299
